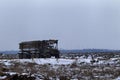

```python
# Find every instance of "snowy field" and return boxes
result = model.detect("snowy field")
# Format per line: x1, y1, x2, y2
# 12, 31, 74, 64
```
1, 53, 120, 80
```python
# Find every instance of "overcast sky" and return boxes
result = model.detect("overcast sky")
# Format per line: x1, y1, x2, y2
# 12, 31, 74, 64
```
0, 0, 120, 50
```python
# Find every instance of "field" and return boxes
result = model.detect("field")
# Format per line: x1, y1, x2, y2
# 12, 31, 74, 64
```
0, 53, 120, 80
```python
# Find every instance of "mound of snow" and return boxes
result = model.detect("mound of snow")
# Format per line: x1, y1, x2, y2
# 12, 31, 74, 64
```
0, 76, 7, 79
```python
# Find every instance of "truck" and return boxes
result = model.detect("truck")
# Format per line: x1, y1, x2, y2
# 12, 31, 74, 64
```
18, 39, 60, 59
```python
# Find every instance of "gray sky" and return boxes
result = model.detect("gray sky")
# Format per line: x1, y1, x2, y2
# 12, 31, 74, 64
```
0, 0, 120, 50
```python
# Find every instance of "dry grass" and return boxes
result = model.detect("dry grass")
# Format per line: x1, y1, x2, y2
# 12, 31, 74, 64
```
1, 52, 120, 79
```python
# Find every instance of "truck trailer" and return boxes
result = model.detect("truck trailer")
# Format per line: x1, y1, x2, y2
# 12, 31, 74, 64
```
18, 39, 60, 59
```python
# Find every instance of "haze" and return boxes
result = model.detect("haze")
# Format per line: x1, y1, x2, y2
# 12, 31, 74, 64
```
0, 0, 120, 50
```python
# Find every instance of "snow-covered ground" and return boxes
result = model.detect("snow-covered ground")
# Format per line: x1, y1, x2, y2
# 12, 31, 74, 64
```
0, 55, 120, 80
0, 57, 92, 66
0, 76, 7, 80
115, 77, 120, 80
18, 58, 75, 65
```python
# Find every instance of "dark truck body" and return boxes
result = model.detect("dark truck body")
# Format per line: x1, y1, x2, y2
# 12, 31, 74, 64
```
18, 40, 60, 59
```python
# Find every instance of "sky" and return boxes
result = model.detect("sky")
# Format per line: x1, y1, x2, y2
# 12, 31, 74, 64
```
0, 0, 120, 50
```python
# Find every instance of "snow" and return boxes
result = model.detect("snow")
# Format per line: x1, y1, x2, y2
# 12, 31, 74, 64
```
0, 60, 12, 66
4, 61, 11, 66
21, 73, 29, 75
2, 56, 117, 67
0, 76, 7, 79
77, 58, 91, 63
1, 56, 120, 80
0, 57, 93, 66
18, 58, 75, 65
5, 72, 17, 75
115, 77, 120, 80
